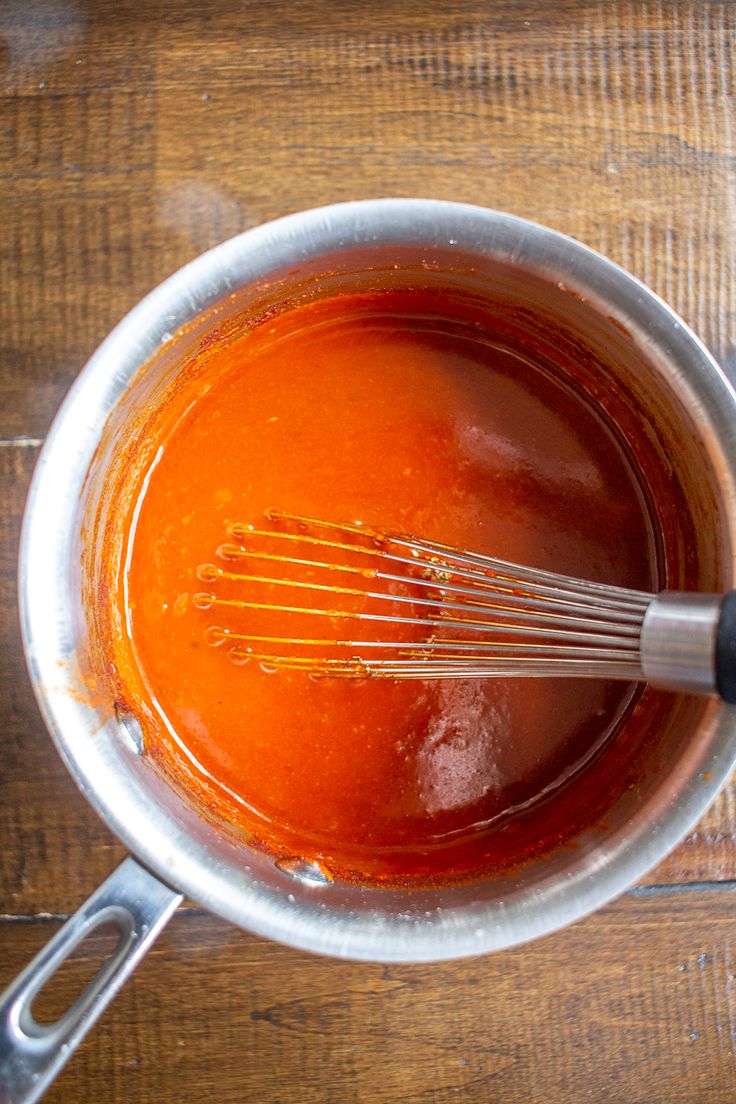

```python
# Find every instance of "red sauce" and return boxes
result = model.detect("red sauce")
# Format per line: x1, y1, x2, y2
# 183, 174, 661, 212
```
99, 288, 659, 885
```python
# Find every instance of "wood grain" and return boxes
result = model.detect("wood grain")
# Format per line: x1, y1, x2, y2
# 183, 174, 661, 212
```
1, 891, 735, 1103
1, 1, 736, 1100
0, 446, 125, 919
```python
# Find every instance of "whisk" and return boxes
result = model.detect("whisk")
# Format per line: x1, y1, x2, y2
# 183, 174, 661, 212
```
194, 511, 736, 702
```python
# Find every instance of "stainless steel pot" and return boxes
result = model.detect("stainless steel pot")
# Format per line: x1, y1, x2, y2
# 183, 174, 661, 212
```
2, 200, 736, 1103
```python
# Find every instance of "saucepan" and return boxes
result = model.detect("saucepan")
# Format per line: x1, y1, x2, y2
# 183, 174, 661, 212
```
2, 200, 736, 1103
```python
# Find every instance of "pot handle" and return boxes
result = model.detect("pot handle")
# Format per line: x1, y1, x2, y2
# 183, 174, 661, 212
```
0, 856, 183, 1104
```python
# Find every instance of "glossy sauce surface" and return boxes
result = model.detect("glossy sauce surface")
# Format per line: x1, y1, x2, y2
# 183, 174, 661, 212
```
105, 289, 658, 884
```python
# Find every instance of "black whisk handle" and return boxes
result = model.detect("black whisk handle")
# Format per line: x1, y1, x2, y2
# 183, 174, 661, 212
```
716, 591, 736, 704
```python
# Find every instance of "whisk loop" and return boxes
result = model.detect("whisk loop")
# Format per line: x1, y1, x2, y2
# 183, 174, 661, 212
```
190, 510, 736, 699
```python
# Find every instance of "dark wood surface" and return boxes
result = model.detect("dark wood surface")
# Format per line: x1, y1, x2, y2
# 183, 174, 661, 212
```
1, 1, 735, 1099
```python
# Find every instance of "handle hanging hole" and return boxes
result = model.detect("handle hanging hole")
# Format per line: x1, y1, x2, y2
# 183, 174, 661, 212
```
30, 921, 125, 1028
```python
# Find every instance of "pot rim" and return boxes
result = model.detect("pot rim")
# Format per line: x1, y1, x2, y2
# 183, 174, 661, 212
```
18, 199, 736, 961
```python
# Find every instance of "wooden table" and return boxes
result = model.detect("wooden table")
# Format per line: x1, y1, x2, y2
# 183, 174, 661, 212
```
2, 2, 735, 1099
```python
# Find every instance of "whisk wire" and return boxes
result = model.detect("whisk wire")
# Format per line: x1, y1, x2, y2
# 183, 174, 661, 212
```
192, 512, 656, 681
226, 522, 649, 615
197, 567, 643, 641
264, 511, 652, 603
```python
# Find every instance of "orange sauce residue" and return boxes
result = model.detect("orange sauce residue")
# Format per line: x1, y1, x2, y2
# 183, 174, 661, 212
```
96, 288, 660, 885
